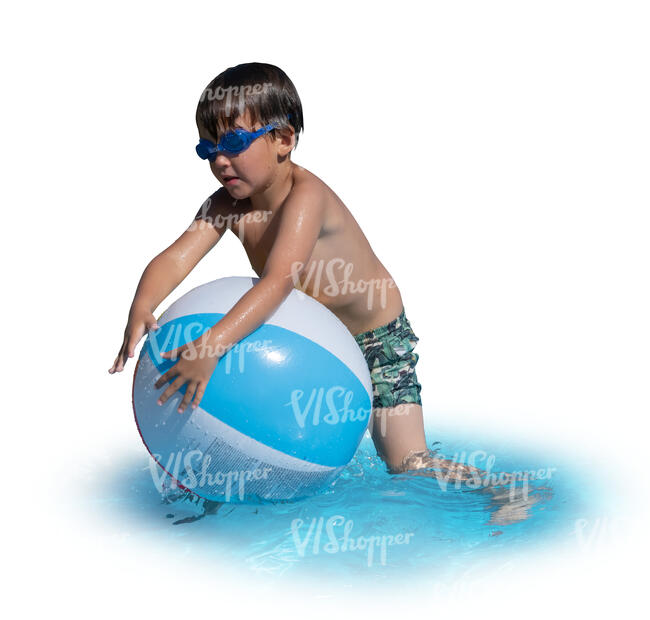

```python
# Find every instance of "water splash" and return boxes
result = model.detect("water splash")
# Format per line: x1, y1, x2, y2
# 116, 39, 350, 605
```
87, 424, 609, 585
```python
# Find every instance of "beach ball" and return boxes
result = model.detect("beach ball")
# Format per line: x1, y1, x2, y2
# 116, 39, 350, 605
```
132, 276, 372, 503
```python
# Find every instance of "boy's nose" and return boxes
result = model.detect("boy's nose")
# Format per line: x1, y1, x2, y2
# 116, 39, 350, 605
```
213, 152, 233, 166
211, 158, 232, 177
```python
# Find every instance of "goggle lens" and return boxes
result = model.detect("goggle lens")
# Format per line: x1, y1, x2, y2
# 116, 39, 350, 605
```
220, 131, 247, 154
196, 114, 291, 160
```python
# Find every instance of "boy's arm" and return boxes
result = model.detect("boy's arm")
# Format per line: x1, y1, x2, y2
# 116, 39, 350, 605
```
109, 191, 229, 373
132, 190, 230, 313
204, 183, 325, 356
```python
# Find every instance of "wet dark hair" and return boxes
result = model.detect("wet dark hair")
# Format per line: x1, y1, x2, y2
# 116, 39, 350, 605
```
196, 62, 303, 152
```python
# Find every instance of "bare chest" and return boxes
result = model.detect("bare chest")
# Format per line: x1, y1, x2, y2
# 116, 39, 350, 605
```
229, 203, 335, 295
229, 208, 281, 277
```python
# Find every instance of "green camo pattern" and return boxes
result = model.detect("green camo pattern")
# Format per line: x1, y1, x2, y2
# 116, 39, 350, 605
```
354, 308, 423, 409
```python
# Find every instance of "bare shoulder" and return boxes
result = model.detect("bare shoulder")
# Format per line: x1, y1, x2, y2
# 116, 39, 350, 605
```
192, 187, 241, 234
286, 165, 336, 218
291, 165, 329, 198
206, 186, 241, 216
290, 165, 349, 233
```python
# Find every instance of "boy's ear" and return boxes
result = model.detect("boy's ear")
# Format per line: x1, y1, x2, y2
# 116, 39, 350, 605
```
275, 126, 295, 155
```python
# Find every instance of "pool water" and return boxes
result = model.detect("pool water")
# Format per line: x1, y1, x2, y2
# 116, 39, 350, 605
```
89, 422, 611, 586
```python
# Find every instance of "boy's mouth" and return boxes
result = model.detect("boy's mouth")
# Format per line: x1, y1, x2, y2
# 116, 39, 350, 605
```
223, 175, 240, 185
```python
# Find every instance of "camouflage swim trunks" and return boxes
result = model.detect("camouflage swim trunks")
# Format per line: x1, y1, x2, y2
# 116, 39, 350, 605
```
354, 308, 423, 409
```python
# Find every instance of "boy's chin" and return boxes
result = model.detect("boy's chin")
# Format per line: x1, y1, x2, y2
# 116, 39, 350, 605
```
223, 184, 248, 199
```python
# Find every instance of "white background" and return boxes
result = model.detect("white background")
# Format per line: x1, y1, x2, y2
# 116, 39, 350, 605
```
3, 0, 649, 617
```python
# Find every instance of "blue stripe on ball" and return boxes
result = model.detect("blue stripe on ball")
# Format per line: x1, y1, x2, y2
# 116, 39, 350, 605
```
144, 314, 371, 468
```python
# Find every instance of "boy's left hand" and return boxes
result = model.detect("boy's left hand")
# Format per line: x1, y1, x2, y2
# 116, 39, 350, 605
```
154, 336, 221, 414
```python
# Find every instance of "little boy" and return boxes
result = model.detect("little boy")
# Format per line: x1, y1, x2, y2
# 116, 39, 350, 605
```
109, 62, 475, 478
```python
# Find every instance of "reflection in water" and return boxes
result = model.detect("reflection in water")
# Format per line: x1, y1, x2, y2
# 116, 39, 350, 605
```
484, 485, 553, 526
381, 443, 558, 526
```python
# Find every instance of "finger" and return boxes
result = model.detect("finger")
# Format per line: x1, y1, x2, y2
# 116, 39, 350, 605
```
154, 364, 179, 390
191, 383, 207, 410
110, 339, 130, 373
109, 354, 124, 373
161, 344, 185, 360
127, 325, 144, 358
109, 350, 122, 373
158, 375, 187, 406
178, 381, 198, 414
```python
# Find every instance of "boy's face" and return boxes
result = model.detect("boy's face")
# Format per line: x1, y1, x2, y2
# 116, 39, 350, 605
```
197, 108, 294, 200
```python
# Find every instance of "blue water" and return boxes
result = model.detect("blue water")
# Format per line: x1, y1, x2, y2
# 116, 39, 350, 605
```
92, 423, 610, 585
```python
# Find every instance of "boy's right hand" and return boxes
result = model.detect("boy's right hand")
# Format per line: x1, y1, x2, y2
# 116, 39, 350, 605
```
108, 306, 159, 374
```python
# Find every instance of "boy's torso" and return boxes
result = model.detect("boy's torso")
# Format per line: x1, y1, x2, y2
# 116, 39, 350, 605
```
214, 166, 404, 336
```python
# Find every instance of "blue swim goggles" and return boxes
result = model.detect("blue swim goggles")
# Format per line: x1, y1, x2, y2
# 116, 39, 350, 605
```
196, 113, 292, 160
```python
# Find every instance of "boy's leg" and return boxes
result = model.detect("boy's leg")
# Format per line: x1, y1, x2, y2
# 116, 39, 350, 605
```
369, 402, 428, 471
354, 308, 478, 477
370, 403, 485, 479
354, 309, 430, 471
